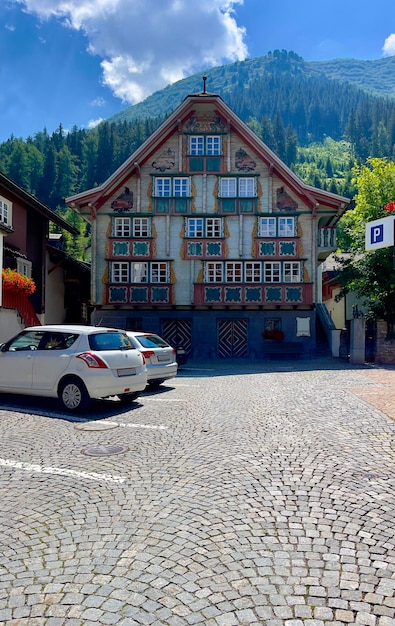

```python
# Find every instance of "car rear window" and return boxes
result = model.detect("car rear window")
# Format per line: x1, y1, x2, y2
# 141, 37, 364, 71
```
134, 334, 169, 349
89, 332, 134, 351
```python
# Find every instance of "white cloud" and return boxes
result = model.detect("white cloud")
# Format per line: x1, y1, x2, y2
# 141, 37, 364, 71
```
11, 0, 248, 104
88, 117, 104, 128
91, 96, 106, 107
382, 34, 395, 57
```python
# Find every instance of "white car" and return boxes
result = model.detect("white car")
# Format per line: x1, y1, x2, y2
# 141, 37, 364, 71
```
126, 332, 178, 387
0, 325, 147, 412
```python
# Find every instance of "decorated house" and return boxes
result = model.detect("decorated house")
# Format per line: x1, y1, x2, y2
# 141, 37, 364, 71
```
0, 171, 89, 342
66, 86, 349, 359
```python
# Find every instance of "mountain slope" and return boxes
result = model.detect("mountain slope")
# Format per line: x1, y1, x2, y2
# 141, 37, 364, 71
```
108, 51, 395, 126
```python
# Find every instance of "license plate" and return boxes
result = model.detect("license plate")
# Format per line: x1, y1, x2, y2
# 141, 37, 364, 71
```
117, 367, 136, 376
157, 354, 170, 362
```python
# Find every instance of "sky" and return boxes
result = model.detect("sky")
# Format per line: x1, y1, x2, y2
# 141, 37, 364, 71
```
1, 0, 395, 143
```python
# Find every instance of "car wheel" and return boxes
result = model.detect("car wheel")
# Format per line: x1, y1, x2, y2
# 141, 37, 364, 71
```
118, 392, 139, 405
148, 379, 164, 388
59, 377, 90, 412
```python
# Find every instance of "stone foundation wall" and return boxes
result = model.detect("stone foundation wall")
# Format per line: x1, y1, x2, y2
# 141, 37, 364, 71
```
375, 319, 395, 364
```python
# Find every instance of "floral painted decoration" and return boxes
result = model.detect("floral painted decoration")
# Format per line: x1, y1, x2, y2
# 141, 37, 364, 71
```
2, 268, 36, 295
384, 201, 395, 213
262, 328, 285, 342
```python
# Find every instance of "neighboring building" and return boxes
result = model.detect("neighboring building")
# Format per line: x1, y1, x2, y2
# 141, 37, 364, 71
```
66, 87, 349, 358
0, 171, 83, 341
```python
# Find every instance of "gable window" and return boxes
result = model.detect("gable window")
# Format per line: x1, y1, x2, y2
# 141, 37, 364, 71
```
153, 177, 191, 213
188, 135, 222, 172
186, 217, 222, 238
0, 196, 11, 226
219, 177, 257, 213
283, 262, 301, 282
226, 262, 242, 282
279, 217, 296, 237
151, 262, 169, 283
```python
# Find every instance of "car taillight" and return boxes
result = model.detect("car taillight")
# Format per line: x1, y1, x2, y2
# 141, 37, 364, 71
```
142, 350, 155, 359
172, 348, 176, 355
77, 352, 108, 368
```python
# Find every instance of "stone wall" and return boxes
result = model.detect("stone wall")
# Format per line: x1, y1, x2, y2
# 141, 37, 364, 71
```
375, 319, 395, 364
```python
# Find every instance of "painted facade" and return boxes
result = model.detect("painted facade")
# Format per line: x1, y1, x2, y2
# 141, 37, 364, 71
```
66, 90, 349, 358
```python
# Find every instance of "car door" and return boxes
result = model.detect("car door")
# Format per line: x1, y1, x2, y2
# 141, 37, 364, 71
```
0, 329, 44, 391
31, 331, 74, 391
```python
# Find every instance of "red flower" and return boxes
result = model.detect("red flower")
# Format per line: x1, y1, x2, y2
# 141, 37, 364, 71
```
2, 268, 36, 296
384, 201, 395, 213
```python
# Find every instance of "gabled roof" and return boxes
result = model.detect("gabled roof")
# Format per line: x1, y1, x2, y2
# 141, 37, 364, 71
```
0, 171, 78, 235
66, 92, 350, 217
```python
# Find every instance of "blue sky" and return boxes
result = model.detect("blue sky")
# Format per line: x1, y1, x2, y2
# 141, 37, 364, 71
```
1, 0, 394, 143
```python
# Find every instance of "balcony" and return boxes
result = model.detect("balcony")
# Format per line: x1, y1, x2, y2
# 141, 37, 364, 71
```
318, 227, 336, 260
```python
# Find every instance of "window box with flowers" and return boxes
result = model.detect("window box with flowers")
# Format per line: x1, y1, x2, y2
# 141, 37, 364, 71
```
2, 268, 36, 296
262, 328, 285, 342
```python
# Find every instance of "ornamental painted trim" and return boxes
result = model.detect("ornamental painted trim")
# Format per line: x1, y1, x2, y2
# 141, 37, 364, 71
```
184, 115, 227, 133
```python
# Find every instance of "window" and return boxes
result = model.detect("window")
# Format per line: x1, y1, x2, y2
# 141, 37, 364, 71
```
17, 258, 32, 278
205, 262, 223, 282
186, 217, 222, 238
153, 177, 191, 213
283, 262, 301, 283
245, 262, 261, 282
113, 217, 131, 237
133, 217, 150, 237
151, 262, 168, 283
111, 262, 129, 283
188, 136, 222, 172
279, 217, 296, 237
189, 136, 221, 156
265, 318, 281, 331
259, 217, 276, 237
0, 196, 11, 226
226, 262, 242, 282
264, 262, 281, 283
131, 262, 148, 283
219, 178, 256, 197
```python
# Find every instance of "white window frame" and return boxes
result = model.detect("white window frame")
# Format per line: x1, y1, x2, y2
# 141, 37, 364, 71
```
113, 217, 131, 237
16, 258, 32, 278
0, 196, 11, 226
133, 217, 150, 237
189, 135, 222, 156
220, 177, 256, 198
154, 177, 190, 197
111, 262, 129, 283
279, 217, 296, 237
259, 217, 277, 237
226, 262, 242, 283
206, 217, 222, 238
187, 218, 204, 238
131, 262, 148, 283
220, 178, 237, 198
238, 178, 256, 197
151, 262, 169, 283
205, 262, 223, 283
283, 262, 301, 283
264, 261, 281, 283
245, 262, 261, 283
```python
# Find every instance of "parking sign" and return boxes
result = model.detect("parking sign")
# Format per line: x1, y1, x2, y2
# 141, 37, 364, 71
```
365, 215, 395, 250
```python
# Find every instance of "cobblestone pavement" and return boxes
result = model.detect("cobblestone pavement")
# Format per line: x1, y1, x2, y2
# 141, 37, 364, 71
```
1, 357, 395, 626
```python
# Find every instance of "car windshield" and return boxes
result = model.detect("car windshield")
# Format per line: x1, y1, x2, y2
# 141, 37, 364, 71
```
89, 332, 134, 351
134, 334, 169, 349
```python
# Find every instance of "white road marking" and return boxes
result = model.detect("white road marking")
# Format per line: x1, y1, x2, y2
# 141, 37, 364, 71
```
0, 458, 126, 484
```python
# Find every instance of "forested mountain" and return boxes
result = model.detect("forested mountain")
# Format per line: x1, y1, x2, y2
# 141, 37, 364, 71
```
1, 50, 395, 258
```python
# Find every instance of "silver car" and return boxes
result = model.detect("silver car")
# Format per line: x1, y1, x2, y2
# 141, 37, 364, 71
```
0, 325, 147, 412
126, 332, 178, 387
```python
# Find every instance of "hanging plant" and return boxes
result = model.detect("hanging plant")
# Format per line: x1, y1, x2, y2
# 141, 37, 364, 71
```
2, 268, 36, 296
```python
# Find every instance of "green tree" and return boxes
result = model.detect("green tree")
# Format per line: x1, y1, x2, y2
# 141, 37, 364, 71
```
335, 157, 395, 329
